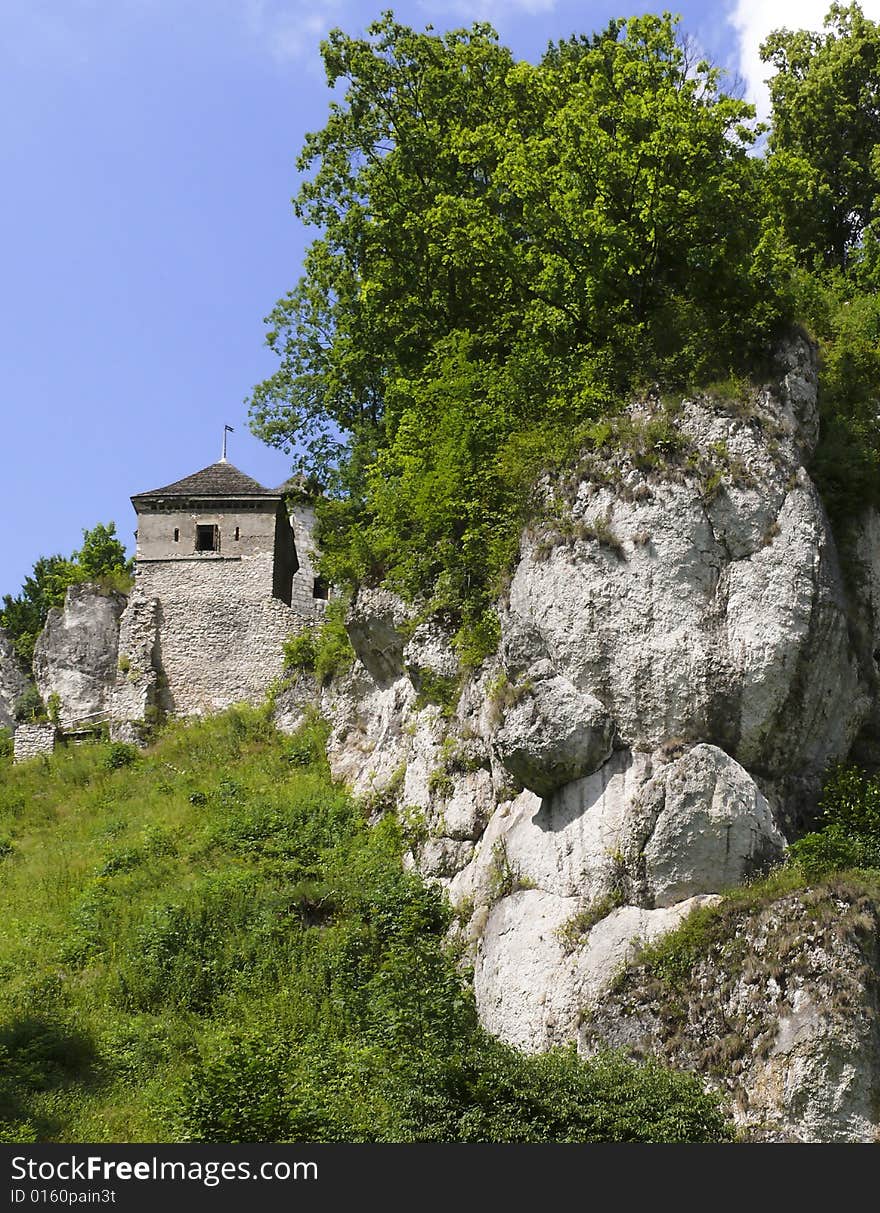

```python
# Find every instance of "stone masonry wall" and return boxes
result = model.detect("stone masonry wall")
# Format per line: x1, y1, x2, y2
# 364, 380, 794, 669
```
290, 502, 323, 615
152, 592, 298, 715
110, 594, 161, 740
117, 542, 323, 719
13, 723, 57, 763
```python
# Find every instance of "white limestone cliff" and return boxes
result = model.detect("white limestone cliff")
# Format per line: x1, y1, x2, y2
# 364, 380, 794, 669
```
32, 583, 127, 729
0, 626, 30, 730
273, 333, 880, 1140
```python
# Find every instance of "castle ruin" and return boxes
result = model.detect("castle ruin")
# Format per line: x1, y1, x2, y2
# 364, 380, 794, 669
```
113, 458, 324, 731
15, 458, 325, 755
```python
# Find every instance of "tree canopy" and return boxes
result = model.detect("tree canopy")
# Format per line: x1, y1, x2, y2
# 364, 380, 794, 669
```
763, 2, 880, 276
250, 6, 880, 659
761, 4, 880, 518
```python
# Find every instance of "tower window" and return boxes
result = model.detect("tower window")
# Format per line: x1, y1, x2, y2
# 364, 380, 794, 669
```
313, 576, 329, 600
173, 528, 179, 542
196, 524, 219, 552
234, 526, 240, 541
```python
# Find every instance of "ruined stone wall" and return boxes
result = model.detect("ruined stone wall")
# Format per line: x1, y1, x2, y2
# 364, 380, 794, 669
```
290, 502, 325, 615
117, 545, 323, 719
13, 723, 57, 762
110, 593, 161, 740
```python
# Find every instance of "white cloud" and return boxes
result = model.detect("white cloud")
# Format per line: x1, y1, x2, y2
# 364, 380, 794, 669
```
242, 0, 347, 62
730, 0, 880, 119
0, 0, 350, 68
417, 0, 556, 22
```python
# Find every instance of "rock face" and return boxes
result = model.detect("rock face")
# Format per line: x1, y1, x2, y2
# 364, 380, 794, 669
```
33, 584, 127, 729
581, 883, 880, 1143
345, 588, 409, 686
473, 889, 718, 1053
276, 333, 880, 1141
0, 627, 29, 730
501, 350, 865, 826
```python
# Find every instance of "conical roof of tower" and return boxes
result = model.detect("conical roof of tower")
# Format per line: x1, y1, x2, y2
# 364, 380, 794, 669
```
132, 461, 278, 503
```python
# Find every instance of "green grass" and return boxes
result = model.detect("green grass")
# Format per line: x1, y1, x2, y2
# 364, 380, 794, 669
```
0, 706, 356, 1141
0, 706, 732, 1144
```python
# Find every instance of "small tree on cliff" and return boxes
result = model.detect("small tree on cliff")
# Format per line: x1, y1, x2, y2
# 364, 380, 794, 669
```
1, 522, 132, 668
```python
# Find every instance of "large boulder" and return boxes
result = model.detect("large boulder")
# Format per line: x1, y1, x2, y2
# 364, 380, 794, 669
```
450, 749, 653, 909
493, 666, 615, 797
632, 744, 787, 908
33, 583, 126, 728
0, 626, 29, 730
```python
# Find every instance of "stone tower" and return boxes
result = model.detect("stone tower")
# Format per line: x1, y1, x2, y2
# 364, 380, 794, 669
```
111, 459, 322, 727
131, 459, 298, 606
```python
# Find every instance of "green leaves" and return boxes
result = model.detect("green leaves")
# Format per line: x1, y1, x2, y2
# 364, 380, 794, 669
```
789, 764, 880, 877
763, 2, 880, 274
248, 12, 795, 653
1, 522, 132, 669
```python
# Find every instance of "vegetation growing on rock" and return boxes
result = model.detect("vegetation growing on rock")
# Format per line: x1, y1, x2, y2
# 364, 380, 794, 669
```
250, 4, 880, 660
584, 768, 880, 1139
1, 523, 132, 669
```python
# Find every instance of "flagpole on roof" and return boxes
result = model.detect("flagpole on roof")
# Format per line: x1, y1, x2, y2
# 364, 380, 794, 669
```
221, 424, 234, 462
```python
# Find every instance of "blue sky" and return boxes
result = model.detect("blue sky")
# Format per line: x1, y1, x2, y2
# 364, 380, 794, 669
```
0, 0, 871, 598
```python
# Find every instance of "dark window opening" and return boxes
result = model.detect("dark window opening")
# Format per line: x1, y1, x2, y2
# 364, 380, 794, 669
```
196, 524, 219, 553
234, 526, 240, 541
173, 528, 179, 542
313, 576, 329, 600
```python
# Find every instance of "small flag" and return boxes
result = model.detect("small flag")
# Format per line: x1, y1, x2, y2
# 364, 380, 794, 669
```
225, 424, 234, 433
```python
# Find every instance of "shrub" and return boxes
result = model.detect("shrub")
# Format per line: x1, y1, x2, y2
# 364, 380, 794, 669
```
13, 687, 45, 725
283, 600, 354, 687
282, 628, 317, 674
789, 765, 880, 877
180, 1034, 732, 1143
105, 742, 138, 771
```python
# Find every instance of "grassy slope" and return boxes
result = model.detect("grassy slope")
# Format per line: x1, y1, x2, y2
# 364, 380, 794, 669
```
0, 708, 731, 1144
0, 708, 354, 1140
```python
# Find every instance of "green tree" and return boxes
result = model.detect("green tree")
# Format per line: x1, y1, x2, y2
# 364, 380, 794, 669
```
251, 12, 789, 654
760, 6, 880, 520
762, 3, 880, 275
0, 523, 132, 668
73, 522, 131, 582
